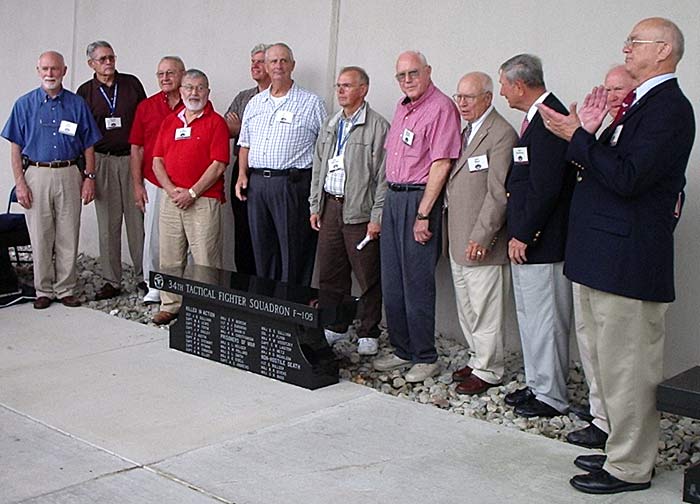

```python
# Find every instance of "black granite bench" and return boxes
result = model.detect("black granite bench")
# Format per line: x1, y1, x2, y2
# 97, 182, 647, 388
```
151, 265, 357, 390
657, 366, 700, 503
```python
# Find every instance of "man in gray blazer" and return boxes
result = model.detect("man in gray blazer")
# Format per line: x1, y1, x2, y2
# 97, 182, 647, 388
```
446, 72, 518, 394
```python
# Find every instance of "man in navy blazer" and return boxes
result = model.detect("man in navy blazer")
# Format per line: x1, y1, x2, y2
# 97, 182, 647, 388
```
539, 17, 695, 495
498, 54, 576, 419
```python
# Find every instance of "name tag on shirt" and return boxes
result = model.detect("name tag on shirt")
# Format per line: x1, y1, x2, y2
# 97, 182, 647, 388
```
105, 117, 122, 130
468, 154, 489, 172
175, 127, 192, 140
609, 124, 623, 147
328, 155, 345, 172
276, 110, 294, 124
58, 120, 77, 137
402, 128, 414, 146
512, 147, 529, 164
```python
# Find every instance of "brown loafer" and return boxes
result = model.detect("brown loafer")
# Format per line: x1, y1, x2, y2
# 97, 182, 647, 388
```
451, 365, 473, 382
152, 311, 178, 325
59, 295, 82, 307
33, 296, 53, 310
456, 374, 500, 395
95, 282, 121, 300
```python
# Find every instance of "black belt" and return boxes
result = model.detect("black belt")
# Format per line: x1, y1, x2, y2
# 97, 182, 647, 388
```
96, 150, 130, 157
249, 168, 307, 178
324, 192, 344, 203
26, 159, 78, 168
388, 182, 426, 192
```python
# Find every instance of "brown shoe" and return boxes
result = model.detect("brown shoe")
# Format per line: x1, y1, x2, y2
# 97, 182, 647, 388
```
59, 295, 82, 307
33, 296, 53, 309
456, 374, 500, 395
451, 365, 473, 382
152, 311, 178, 325
95, 283, 121, 301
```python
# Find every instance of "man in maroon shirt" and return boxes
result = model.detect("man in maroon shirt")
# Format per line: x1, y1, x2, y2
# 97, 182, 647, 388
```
77, 41, 146, 301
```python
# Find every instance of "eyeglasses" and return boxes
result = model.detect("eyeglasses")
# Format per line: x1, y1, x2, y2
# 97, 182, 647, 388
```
181, 85, 208, 93
452, 92, 489, 103
92, 54, 116, 64
395, 69, 421, 83
156, 70, 179, 78
623, 38, 666, 48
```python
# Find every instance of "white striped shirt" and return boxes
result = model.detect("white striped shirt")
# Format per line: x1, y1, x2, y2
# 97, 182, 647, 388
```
238, 82, 327, 169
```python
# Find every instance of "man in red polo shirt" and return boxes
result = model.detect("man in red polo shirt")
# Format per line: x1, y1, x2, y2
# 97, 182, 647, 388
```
151, 68, 230, 325
129, 56, 185, 305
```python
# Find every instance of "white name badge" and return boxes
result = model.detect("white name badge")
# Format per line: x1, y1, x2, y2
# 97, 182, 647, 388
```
276, 110, 294, 124
468, 154, 489, 172
402, 128, 414, 146
328, 155, 345, 173
58, 120, 77, 137
512, 146, 529, 164
609, 124, 623, 147
175, 127, 192, 140
105, 117, 122, 130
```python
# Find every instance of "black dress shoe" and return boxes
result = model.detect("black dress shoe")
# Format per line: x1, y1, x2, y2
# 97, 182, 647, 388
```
95, 282, 121, 301
574, 454, 606, 472
569, 403, 594, 423
514, 396, 562, 418
570, 470, 650, 494
567, 424, 608, 449
137, 281, 148, 293
504, 387, 533, 406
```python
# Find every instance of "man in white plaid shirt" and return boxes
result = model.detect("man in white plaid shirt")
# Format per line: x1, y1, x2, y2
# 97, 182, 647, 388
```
235, 42, 326, 286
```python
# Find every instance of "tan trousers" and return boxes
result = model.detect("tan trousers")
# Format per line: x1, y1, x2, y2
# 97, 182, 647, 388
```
159, 193, 222, 313
574, 283, 667, 483
24, 165, 82, 298
94, 153, 144, 285
449, 254, 508, 384
572, 283, 608, 434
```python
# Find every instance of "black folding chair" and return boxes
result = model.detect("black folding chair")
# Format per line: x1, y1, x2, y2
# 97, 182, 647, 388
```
0, 186, 32, 266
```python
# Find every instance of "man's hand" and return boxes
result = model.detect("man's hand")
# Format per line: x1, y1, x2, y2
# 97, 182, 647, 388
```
225, 111, 242, 137
367, 221, 380, 240
81, 179, 95, 205
235, 175, 248, 201
413, 218, 432, 245
466, 240, 489, 262
578, 85, 609, 133
171, 187, 195, 210
310, 213, 321, 231
14, 182, 33, 209
508, 237, 528, 265
537, 102, 580, 142
134, 182, 148, 212
538, 86, 609, 141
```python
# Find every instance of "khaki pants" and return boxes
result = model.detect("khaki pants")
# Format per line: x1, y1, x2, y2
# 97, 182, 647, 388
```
24, 165, 82, 298
450, 254, 509, 384
574, 283, 666, 483
159, 193, 222, 313
94, 153, 144, 285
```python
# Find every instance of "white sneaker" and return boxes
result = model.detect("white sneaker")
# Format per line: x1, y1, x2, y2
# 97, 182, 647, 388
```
324, 328, 348, 346
405, 362, 441, 383
357, 338, 378, 356
143, 288, 160, 305
373, 353, 411, 371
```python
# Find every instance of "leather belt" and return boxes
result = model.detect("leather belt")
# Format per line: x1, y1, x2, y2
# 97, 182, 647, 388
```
324, 192, 344, 203
388, 182, 426, 192
249, 168, 305, 178
26, 159, 77, 168
96, 150, 130, 157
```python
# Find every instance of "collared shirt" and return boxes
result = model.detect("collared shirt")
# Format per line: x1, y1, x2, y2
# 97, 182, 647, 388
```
238, 82, 327, 169
323, 103, 366, 196
384, 82, 461, 184
153, 101, 230, 201
525, 91, 550, 122
466, 104, 494, 144
634, 73, 676, 104
129, 91, 183, 186
77, 71, 146, 153
1, 87, 101, 161
226, 85, 260, 156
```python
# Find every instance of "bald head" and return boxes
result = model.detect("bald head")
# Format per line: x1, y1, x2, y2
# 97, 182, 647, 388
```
395, 50, 432, 101
640, 17, 684, 62
625, 18, 683, 81
604, 65, 636, 119
455, 72, 493, 122
36, 51, 67, 96
38, 51, 65, 68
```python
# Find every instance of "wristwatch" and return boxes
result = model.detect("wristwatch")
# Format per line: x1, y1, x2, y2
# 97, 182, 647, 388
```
84, 172, 96, 180
416, 211, 429, 220
188, 188, 198, 199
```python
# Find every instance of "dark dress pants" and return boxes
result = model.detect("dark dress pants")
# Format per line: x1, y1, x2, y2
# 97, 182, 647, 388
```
229, 160, 256, 275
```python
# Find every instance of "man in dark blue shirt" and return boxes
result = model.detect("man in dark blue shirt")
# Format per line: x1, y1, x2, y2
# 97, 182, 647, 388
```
1, 51, 101, 309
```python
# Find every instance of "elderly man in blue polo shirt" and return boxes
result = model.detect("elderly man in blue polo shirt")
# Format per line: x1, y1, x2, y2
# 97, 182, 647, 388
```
2, 51, 101, 309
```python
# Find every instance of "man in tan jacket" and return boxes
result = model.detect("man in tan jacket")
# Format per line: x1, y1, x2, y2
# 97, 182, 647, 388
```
446, 72, 518, 394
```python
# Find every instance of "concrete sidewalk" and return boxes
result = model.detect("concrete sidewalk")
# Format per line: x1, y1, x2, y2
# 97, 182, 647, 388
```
0, 304, 684, 503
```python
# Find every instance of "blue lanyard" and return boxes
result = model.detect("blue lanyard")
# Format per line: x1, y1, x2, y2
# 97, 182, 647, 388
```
335, 109, 361, 155
99, 83, 118, 116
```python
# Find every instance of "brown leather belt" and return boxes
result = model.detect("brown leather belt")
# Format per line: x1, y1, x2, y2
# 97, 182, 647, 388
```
26, 159, 77, 168
324, 192, 344, 202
